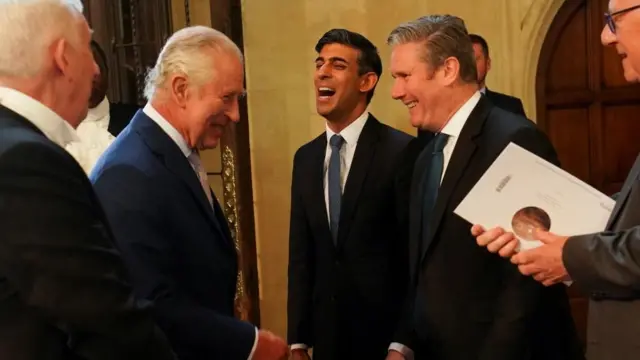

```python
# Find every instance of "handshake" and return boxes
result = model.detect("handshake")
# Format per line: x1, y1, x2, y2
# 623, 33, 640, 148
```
253, 330, 290, 360
254, 330, 314, 360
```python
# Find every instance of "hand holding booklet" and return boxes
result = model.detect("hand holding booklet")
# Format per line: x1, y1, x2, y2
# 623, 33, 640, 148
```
455, 142, 614, 252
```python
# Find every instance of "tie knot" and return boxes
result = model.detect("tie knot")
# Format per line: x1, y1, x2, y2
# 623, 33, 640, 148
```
330, 134, 345, 149
433, 133, 448, 153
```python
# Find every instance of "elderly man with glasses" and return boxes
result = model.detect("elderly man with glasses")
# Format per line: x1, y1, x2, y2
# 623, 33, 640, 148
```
471, 1, 640, 359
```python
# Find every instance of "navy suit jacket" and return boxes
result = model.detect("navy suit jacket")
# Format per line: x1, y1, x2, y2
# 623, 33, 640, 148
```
90, 111, 255, 360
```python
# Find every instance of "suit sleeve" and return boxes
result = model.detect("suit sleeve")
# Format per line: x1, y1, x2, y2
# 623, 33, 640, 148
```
514, 99, 526, 117
478, 126, 561, 360
0, 143, 176, 360
564, 227, 640, 295
287, 150, 315, 347
390, 139, 425, 357
92, 165, 255, 360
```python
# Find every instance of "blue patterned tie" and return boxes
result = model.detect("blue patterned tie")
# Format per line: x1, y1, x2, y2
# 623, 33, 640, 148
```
329, 134, 345, 245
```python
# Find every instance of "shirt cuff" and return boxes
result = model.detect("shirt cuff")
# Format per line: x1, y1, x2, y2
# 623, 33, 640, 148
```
290, 343, 309, 351
389, 342, 414, 360
247, 327, 259, 360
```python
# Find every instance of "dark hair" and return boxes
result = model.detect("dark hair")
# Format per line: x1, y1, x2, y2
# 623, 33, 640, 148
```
90, 40, 108, 76
387, 15, 477, 84
315, 28, 382, 104
469, 33, 489, 58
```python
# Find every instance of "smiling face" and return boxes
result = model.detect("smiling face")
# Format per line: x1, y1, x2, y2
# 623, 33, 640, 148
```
178, 50, 245, 150
390, 41, 447, 131
602, 0, 640, 82
314, 43, 376, 121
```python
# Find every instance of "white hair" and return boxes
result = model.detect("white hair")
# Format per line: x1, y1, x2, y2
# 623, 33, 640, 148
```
144, 25, 243, 100
0, 0, 85, 78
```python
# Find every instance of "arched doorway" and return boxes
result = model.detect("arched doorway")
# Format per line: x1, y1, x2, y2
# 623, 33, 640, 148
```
536, 0, 640, 344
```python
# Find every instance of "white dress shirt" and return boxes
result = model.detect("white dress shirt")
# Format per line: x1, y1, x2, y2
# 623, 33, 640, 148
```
65, 97, 116, 174
143, 103, 259, 360
0, 86, 79, 147
389, 91, 482, 360
290, 110, 369, 352
323, 110, 369, 220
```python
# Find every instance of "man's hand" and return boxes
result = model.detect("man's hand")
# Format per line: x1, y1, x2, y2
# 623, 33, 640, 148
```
511, 229, 571, 286
386, 350, 406, 360
289, 348, 311, 360
253, 330, 289, 360
472, 224, 519, 258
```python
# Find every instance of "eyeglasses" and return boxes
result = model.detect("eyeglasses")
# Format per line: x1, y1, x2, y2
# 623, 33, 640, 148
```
605, 4, 640, 34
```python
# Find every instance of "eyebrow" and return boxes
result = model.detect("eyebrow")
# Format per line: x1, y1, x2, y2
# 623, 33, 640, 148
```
315, 56, 349, 64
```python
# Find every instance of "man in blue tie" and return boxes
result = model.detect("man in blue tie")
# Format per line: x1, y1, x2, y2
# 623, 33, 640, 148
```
385, 15, 583, 360
90, 26, 288, 360
287, 29, 414, 360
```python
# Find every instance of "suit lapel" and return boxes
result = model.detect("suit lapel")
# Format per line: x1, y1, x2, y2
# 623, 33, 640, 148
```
419, 98, 490, 264
607, 154, 640, 229
337, 116, 380, 247
132, 112, 230, 248
409, 141, 432, 283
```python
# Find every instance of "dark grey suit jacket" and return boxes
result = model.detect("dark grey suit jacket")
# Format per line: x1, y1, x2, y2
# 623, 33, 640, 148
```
564, 153, 640, 360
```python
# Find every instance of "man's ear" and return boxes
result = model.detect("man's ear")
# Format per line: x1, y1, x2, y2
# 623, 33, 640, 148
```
486, 56, 492, 72
441, 56, 461, 86
359, 72, 378, 94
51, 38, 70, 76
170, 74, 190, 107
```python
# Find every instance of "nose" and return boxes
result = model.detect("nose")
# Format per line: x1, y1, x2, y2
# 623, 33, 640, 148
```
315, 63, 331, 80
391, 78, 405, 100
601, 24, 616, 46
227, 98, 241, 123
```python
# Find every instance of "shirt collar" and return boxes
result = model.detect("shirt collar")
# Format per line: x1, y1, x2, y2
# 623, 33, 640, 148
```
0, 86, 79, 147
325, 110, 369, 146
440, 91, 482, 139
143, 103, 192, 158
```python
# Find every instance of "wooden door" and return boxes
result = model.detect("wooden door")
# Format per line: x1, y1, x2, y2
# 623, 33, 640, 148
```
536, 0, 640, 345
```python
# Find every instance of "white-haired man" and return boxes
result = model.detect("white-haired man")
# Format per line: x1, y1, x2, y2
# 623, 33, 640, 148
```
0, 0, 177, 359
473, 1, 640, 358
90, 26, 289, 360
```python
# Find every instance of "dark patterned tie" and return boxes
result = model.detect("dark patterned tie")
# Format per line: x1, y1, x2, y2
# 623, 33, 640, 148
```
328, 134, 345, 245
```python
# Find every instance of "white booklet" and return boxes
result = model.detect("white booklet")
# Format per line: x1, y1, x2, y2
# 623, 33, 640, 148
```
454, 142, 615, 251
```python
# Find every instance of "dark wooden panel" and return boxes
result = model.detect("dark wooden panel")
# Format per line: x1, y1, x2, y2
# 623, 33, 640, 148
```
547, 4, 588, 93
546, 108, 591, 183
601, 105, 640, 192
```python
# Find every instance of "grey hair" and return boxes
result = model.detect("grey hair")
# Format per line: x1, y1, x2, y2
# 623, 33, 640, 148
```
144, 26, 243, 100
387, 15, 477, 83
0, 0, 85, 77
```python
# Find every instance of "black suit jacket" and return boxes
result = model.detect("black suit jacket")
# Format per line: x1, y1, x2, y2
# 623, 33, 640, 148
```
91, 112, 255, 360
287, 115, 413, 360
418, 89, 526, 142
396, 97, 583, 360
107, 102, 139, 137
484, 88, 526, 117
0, 106, 175, 360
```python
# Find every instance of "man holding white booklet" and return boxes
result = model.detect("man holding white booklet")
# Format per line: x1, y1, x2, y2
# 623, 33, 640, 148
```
472, 1, 640, 358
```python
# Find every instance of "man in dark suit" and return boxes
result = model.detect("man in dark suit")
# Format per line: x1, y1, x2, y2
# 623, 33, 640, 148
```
91, 26, 288, 360
469, 33, 526, 117
88, 40, 139, 137
287, 29, 413, 360
417, 33, 526, 143
0, 1, 176, 359
474, 3, 640, 358
385, 15, 583, 360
